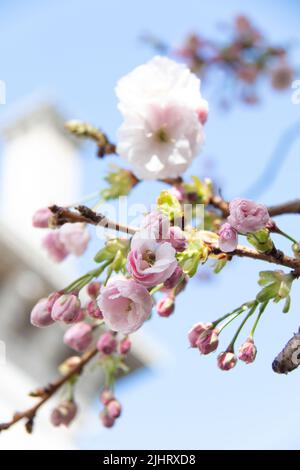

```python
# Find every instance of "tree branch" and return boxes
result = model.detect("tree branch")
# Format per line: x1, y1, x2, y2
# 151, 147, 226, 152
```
0, 347, 98, 433
209, 196, 300, 218
50, 205, 137, 235
212, 244, 300, 274
268, 199, 300, 217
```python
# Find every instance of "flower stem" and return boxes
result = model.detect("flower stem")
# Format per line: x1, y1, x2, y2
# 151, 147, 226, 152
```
250, 301, 268, 338
275, 228, 297, 244
228, 301, 258, 351
149, 284, 164, 296
213, 301, 253, 328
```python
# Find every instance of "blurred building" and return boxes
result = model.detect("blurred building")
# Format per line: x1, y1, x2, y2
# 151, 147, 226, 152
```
0, 99, 158, 448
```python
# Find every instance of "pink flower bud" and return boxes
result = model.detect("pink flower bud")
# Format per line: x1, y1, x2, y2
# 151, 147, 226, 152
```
227, 198, 270, 235
86, 299, 103, 319
63, 322, 93, 352
51, 294, 81, 323
100, 388, 114, 406
156, 296, 175, 317
87, 281, 101, 299
59, 223, 90, 256
42, 231, 69, 262
196, 328, 219, 355
100, 410, 115, 428
97, 331, 117, 355
107, 399, 122, 419
50, 400, 77, 427
238, 337, 257, 364
32, 207, 52, 228
217, 351, 237, 371
30, 298, 55, 328
119, 337, 131, 355
219, 223, 238, 253
167, 226, 187, 252
188, 322, 213, 348
46, 292, 61, 312
164, 265, 183, 289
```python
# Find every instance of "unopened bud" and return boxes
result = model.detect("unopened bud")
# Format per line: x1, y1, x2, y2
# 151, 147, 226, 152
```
97, 331, 117, 355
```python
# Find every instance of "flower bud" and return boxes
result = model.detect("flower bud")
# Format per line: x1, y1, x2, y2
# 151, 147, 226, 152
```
30, 298, 55, 328
156, 296, 175, 317
63, 322, 93, 352
86, 299, 103, 319
164, 266, 183, 289
59, 223, 90, 256
87, 281, 101, 299
100, 388, 114, 406
217, 351, 237, 371
218, 223, 238, 253
107, 399, 122, 419
51, 294, 81, 323
50, 400, 77, 427
32, 207, 52, 228
100, 410, 115, 428
196, 328, 219, 355
247, 228, 273, 253
46, 292, 61, 312
188, 322, 213, 348
119, 337, 131, 355
42, 231, 69, 263
167, 226, 187, 252
238, 337, 257, 364
97, 331, 117, 355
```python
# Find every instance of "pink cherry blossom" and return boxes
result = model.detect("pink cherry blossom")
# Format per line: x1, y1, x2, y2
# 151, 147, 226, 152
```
164, 265, 183, 289
167, 226, 187, 252
42, 232, 69, 262
127, 234, 177, 288
227, 198, 270, 235
63, 322, 93, 352
59, 223, 90, 256
97, 277, 152, 334
32, 207, 53, 228
219, 223, 238, 252
140, 210, 170, 241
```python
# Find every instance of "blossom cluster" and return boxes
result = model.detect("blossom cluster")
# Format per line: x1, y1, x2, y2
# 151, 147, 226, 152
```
171, 15, 294, 106
218, 198, 271, 253
33, 208, 90, 262
5, 49, 299, 435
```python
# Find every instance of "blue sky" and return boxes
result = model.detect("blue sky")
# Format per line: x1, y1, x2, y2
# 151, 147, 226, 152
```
1, 0, 300, 450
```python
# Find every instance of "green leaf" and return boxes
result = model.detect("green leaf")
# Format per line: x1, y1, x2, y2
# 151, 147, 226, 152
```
157, 190, 183, 221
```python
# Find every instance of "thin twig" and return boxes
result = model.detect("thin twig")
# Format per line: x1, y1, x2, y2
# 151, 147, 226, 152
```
0, 347, 98, 433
